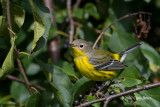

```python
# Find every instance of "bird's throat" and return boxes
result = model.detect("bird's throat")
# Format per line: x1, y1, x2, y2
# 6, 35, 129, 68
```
72, 48, 85, 57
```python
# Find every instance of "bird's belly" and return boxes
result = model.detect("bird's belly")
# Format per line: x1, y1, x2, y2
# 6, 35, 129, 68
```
74, 57, 117, 81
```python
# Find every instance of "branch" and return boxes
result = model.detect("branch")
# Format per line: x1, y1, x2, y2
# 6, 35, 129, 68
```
6, 0, 13, 38
67, 0, 74, 43
92, 11, 152, 49
43, 0, 61, 62
73, 0, 82, 8
78, 82, 160, 107
6, 0, 33, 95
43, 0, 57, 27
6, 75, 45, 91
116, 83, 136, 107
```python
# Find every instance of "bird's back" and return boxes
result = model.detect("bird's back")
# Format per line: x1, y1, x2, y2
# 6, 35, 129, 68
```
74, 49, 122, 81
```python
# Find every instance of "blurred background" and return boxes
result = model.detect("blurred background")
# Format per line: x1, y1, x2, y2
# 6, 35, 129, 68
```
0, 0, 160, 106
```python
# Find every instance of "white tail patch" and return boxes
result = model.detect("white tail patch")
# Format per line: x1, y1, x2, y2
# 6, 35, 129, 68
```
120, 54, 127, 63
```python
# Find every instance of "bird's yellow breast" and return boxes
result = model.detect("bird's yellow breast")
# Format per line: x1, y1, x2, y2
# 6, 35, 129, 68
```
74, 56, 117, 81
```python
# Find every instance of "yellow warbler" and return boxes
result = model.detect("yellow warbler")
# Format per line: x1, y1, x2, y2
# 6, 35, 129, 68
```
70, 39, 142, 81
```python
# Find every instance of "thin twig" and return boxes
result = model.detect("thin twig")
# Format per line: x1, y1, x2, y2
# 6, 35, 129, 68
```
6, 75, 45, 91
15, 51, 33, 94
103, 98, 109, 107
73, 0, 82, 8
6, 0, 33, 95
77, 82, 160, 107
92, 11, 152, 49
116, 83, 136, 107
6, 0, 13, 38
67, 0, 74, 43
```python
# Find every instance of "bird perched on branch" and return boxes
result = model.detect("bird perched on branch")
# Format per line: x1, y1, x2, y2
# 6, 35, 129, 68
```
70, 39, 142, 81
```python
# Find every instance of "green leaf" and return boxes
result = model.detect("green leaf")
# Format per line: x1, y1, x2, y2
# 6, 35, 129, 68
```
39, 61, 73, 107
109, 30, 138, 53
86, 95, 100, 107
140, 42, 160, 69
50, 66, 73, 107
52, 97, 61, 107
26, 93, 40, 107
38, 91, 55, 107
62, 61, 76, 77
118, 67, 142, 87
37, 61, 53, 82
72, 8, 84, 19
135, 97, 160, 107
28, 0, 51, 52
55, 9, 67, 23
10, 4, 25, 33
144, 0, 151, 3
0, 37, 15, 78
155, 0, 160, 8
0, 1, 25, 36
134, 88, 160, 107
0, 95, 12, 103
0, 101, 21, 106
15, 29, 27, 45
26, 63, 40, 75
78, 28, 85, 39
11, 80, 30, 103
73, 77, 94, 99
0, 16, 8, 37
141, 87, 160, 102
48, 24, 57, 40
84, 3, 100, 20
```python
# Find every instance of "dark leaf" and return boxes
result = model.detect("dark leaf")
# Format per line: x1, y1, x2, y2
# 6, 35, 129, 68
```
118, 67, 142, 87
28, 0, 51, 52
26, 93, 40, 107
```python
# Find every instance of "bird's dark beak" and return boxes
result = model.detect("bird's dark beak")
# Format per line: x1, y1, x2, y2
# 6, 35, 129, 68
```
69, 44, 76, 47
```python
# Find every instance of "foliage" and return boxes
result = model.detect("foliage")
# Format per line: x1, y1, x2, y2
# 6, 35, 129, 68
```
0, 37, 15, 78
0, 0, 160, 107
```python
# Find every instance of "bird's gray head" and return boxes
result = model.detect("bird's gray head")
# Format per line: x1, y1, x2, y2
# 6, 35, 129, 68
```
70, 39, 93, 57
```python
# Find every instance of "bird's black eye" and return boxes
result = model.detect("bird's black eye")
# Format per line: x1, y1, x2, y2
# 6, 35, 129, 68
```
79, 44, 84, 49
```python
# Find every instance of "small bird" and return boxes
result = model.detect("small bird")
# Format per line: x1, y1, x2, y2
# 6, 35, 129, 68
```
70, 39, 142, 81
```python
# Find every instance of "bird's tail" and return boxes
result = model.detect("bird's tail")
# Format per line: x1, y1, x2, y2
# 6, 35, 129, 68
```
119, 42, 142, 62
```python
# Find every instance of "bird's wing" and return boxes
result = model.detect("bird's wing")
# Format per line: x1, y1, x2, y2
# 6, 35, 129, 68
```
89, 50, 127, 71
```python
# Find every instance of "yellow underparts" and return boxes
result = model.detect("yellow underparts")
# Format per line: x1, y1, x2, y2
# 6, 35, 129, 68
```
74, 56, 117, 81
72, 48, 119, 81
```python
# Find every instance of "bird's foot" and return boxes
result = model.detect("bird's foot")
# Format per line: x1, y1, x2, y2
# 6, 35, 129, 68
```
95, 90, 105, 98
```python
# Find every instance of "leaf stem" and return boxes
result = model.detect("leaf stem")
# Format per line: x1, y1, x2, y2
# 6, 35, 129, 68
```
6, 75, 45, 91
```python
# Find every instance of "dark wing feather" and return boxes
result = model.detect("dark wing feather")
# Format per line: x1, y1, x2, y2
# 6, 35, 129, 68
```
89, 50, 127, 71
